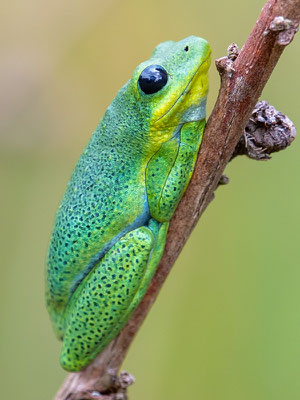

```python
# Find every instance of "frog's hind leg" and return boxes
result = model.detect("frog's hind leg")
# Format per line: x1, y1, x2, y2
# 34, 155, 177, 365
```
60, 220, 168, 371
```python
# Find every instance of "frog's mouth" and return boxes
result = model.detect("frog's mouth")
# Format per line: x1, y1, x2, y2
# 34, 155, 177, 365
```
153, 53, 210, 127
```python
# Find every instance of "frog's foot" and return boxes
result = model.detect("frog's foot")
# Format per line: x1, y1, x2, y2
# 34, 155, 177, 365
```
60, 220, 168, 371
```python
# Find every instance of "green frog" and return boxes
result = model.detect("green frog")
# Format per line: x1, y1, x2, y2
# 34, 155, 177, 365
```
46, 36, 211, 371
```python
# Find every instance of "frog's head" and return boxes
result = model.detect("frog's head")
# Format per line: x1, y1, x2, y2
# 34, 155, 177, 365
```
128, 36, 211, 144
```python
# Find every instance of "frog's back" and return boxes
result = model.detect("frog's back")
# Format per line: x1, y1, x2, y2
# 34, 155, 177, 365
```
46, 101, 151, 336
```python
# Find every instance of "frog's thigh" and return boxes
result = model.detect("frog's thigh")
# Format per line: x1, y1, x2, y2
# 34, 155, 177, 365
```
60, 223, 167, 372
104, 219, 169, 343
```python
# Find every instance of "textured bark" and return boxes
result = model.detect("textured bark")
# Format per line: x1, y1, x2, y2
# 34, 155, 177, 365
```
55, 1, 300, 399
232, 100, 296, 160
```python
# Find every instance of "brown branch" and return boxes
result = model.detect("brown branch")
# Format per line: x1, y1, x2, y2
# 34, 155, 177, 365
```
55, 1, 300, 399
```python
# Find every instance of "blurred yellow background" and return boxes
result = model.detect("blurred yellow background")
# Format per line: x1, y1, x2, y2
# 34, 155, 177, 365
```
1, 0, 300, 399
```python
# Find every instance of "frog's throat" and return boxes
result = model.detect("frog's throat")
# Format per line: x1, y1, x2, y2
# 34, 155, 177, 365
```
180, 96, 207, 123
152, 53, 210, 127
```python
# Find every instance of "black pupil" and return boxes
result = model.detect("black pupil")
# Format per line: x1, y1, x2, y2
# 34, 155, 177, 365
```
138, 65, 168, 94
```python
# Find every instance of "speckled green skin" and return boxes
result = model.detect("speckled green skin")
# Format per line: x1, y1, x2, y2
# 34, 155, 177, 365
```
46, 36, 211, 371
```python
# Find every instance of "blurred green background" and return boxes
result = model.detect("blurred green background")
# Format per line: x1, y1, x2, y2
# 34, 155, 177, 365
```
1, 0, 300, 399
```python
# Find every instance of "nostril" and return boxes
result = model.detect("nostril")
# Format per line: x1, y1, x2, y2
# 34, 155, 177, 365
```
184, 46, 189, 52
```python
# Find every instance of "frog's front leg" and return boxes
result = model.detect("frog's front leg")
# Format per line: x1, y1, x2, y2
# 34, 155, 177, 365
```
60, 219, 168, 372
146, 119, 205, 222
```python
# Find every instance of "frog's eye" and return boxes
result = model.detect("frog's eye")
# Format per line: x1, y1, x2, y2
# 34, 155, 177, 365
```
138, 65, 168, 95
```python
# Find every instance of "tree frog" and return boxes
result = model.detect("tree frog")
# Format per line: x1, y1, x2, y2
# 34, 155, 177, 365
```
46, 36, 211, 371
